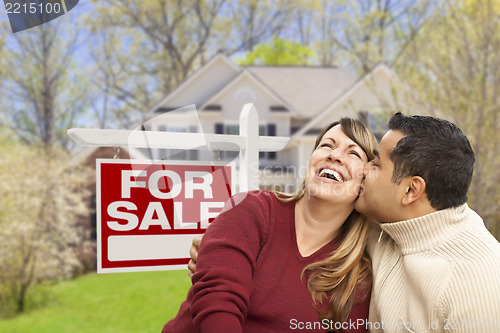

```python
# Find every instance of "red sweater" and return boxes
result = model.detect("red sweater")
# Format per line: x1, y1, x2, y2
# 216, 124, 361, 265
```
163, 191, 371, 333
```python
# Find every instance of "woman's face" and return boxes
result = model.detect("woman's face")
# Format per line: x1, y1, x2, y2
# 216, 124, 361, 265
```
305, 125, 369, 205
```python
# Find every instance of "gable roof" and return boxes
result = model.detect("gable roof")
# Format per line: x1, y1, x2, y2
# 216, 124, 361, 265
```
292, 64, 397, 137
144, 55, 398, 132
200, 69, 296, 115
246, 66, 357, 118
146, 53, 241, 114
148, 54, 359, 118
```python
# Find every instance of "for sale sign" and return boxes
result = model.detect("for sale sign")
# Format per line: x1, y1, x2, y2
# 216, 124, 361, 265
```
96, 159, 234, 273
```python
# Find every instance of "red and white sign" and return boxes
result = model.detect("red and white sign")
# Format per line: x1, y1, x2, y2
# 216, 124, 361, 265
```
96, 159, 234, 273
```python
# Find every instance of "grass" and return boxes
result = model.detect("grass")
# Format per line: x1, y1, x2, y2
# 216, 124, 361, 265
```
0, 270, 192, 333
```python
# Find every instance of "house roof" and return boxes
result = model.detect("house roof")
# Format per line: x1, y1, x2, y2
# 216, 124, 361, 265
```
147, 55, 360, 119
143, 55, 399, 139
246, 66, 357, 118
146, 53, 241, 115
200, 69, 297, 115
292, 64, 396, 137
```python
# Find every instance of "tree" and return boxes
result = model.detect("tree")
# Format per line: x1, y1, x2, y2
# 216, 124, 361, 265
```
217, 0, 295, 53
396, 0, 500, 239
86, 0, 296, 127
0, 141, 91, 316
238, 37, 315, 65
287, 0, 435, 73
0, 9, 95, 317
0, 18, 89, 151
86, 0, 229, 127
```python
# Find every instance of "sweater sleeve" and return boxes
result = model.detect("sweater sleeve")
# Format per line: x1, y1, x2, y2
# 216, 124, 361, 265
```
189, 191, 271, 333
439, 258, 500, 333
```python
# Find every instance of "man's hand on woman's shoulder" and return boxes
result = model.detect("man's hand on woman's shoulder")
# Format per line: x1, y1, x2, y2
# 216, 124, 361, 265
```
188, 235, 203, 277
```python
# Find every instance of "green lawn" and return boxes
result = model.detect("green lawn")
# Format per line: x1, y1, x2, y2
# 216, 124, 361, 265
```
0, 270, 192, 333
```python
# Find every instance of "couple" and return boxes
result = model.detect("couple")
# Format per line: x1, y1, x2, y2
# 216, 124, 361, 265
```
164, 113, 500, 332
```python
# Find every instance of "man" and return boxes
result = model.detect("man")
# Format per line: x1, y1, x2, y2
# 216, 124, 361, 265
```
188, 113, 500, 332
354, 112, 500, 332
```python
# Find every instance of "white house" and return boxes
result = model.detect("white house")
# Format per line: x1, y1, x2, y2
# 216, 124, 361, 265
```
133, 54, 400, 192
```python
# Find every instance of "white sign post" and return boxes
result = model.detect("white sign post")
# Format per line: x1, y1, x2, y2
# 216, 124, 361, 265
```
69, 103, 289, 191
68, 103, 290, 272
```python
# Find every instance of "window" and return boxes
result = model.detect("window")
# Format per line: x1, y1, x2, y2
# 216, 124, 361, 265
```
214, 123, 277, 161
215, 123, 224, 134
266, 124, 277, 160
260, 124, 277, 160
358, 110, 387, 141
235, 88, 255, 102
269, 105, 288, 112
214, 123, 238, 161
226, 124, 239, 135
215, 123, 240, 135
156, 125, 198, 160
203, 104, 222, 111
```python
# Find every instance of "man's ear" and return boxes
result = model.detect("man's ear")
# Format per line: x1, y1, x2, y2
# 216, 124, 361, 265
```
401, 176, 426, 206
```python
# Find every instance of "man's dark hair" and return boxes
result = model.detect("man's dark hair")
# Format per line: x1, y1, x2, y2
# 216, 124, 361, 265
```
387, 112, 475, 210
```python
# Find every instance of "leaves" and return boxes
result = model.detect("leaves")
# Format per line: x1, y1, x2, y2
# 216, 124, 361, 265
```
0, 142, 92, 316
396, 0, 500, 238
0, 18, 88, 151
238, 37, 315, 65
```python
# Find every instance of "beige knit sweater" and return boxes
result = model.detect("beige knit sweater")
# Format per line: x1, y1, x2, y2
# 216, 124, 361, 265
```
366, 204, 500, 333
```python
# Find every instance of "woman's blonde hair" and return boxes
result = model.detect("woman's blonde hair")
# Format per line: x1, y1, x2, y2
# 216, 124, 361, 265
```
276, 117, 377, 323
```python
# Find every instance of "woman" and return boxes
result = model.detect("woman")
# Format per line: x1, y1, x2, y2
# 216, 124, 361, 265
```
163, 118, 377, 333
